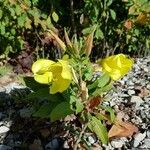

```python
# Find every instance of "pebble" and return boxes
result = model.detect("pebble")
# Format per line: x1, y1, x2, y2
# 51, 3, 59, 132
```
131, 96, 143, 108
128, 89, 135, 95
87, 136, 96, 144
0, 145, 13, 150
146, 131, 150, 138
45, 138, 64, 150
19, 107, 34, 118
133, 132, 146, 147
143, 138, 150, 148
143, 68, 149, 72
147, 84, 150, 89
111, 139, 125, 148
0, 126, 10, 134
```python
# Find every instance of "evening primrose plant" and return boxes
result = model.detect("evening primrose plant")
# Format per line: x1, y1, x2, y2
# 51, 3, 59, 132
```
27, 29, 133, 146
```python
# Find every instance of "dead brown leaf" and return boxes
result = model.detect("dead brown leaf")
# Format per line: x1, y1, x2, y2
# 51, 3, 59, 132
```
108, 120, 138, 138
87, 96, 102, 111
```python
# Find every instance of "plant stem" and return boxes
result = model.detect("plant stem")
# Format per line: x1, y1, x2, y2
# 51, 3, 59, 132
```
70, 0, 76, 34
73, 123, 88, 150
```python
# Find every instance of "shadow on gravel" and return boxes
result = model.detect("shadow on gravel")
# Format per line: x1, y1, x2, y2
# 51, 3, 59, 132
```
0, 88, 65, 150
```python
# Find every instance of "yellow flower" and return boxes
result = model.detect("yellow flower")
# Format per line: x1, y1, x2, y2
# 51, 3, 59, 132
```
32, 59, 72, 94
101, 54, 133, 80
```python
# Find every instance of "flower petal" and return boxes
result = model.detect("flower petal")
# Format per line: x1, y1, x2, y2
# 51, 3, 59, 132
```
101, 54, 133, 80
32, 59, 55, 74
34, 72, 53, 84
58, 60, 72, 80
50, 77, 71, 94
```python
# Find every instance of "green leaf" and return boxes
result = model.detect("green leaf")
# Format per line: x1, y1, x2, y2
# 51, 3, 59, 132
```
92, 81, 112, 96
26, 87, 63, 102
74, 99, 84, 114
106, 0, 113, 6
0, 25, 5, 35
23, 77, 49, 91
46, 16, 52, 28
33, 104, 54, 118
70, 96, 84, 114
17, 15, 26, 27
88, 73, 110, 91
50, 102, 73, 121
25, 18, 32, 29
100, 106, 116, 123
95, 28, 104, 39
11, 29, 16, 35
0, 10, 3, 19
15, 5, 22, 16
98, 73, 110, 88
82, 26, 96, 35
88, 116, 108, 144
110, 9, 116, 20
83, 63, 93, 81
52, 11, 59, 23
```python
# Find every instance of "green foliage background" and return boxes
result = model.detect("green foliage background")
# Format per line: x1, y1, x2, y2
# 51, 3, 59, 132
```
0, 0, 150, 60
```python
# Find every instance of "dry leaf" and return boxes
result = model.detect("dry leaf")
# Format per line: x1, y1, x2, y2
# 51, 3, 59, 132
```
124, 20, 133, 30
136, 13, 149, 25
87, 96, 102, 111
108, 120, 138, 138
81, 81, 88, 101
64, 29, 72, 48
47, 30, 66, 52
84, 26, 96, 56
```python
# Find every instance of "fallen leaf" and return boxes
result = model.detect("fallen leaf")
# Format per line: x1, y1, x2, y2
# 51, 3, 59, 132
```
108, 121, 138, 138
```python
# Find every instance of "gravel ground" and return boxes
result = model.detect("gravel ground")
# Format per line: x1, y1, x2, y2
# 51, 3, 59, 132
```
0, 56, 150, 150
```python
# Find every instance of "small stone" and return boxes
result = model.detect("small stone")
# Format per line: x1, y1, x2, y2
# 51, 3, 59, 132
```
19, 107, 34, 118
147, 131, 150, 138
111, 140, 124, 148
143, 68, 149, 72
63, 141, 70, 149
87, 136, 96, 144
144, 139, 150, 148
0, 126, 10, 134
131, 96, 143, 108
0, 145, 13, 150
147, 84, 150, 89
110, 101, 116, 107
102, 143, 113, 150
128, 86, 134, 89
128, 81, 134, 86
134, 132, 146, 147
119, 80, 125, 85
0, 122, 3, 126
45, 138, 63, 150
0, 87, 5, 92
128, 90, 135, 95
120, 93, 129, 97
